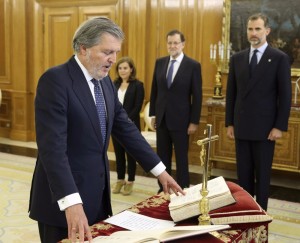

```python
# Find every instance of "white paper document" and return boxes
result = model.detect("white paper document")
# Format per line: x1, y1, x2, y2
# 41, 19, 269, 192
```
104, 210, 175, 231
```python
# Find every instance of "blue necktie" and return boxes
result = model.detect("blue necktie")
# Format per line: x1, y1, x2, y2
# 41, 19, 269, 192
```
167, 60, 176, 88
91, 79, 107, 143
249, 49, 258, 77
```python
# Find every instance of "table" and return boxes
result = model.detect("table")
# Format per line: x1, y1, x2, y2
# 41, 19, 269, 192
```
60, 181, 272, 243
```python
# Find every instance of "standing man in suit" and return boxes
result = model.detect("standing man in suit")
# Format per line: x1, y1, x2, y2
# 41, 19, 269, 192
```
29, 17, 184, 243
149, 30, 202, 192
225, 13, 291, 210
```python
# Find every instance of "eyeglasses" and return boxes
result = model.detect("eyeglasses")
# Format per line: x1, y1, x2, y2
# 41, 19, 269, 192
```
167, 41, 182, 46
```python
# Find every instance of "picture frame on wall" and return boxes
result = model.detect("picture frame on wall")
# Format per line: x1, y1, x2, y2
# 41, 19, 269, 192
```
222, 0, 300, 76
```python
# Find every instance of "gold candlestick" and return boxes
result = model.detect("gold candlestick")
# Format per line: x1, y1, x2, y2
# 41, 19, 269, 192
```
197, 124, 219, 225
212, 67, 223, 99
210, 42, 231, 99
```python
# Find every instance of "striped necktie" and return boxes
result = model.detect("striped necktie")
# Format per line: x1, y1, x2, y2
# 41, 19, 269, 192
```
91, 79, 107, 143
167, 60, 176, 88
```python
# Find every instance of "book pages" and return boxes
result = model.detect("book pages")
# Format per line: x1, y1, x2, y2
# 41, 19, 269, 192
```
86, 224, 230, 243
169, 176, 236, 222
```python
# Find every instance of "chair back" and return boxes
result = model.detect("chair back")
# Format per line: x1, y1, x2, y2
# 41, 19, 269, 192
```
140, 101, 156, 147
143, 102, 155, 131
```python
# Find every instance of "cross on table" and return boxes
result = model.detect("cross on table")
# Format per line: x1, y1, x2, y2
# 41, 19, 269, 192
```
196, 124, 219, 225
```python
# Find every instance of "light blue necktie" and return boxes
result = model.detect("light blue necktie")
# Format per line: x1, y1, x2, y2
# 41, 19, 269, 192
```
167, 60, 176, 88
91, 79, 107, 143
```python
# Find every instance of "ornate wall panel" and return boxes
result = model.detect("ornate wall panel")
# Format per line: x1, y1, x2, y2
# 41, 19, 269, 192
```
0, 0, 33, 141
78, 5, 115, 22
120, 0, 147, 87
44, 7, 78, 68
42, 2, 117, 71
0, 0, 10, 83
13, 95, 27, 129
0, 90, 11, 131
273, 110, 300, 171
0, 0, 11, 136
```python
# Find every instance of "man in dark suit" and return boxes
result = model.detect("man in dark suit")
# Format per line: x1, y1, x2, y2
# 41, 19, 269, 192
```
149, 30, 202, 192
29, 17, 184, 243
225, 13, 291, 210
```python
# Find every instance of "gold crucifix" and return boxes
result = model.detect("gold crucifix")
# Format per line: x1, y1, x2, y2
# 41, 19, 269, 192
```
196, 124, 219, 225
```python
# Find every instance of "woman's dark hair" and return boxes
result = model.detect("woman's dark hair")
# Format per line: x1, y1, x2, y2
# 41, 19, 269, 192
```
115, 57, 137, 82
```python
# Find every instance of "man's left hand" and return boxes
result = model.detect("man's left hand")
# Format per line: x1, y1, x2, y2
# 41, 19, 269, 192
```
268, 128, 282, 141
187, 123, 198, 135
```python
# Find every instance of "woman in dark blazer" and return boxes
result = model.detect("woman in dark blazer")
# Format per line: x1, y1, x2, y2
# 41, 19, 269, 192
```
112, 57, 145, 195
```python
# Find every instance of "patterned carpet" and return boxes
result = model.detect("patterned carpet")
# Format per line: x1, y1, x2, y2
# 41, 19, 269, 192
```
0, 152, 299, 243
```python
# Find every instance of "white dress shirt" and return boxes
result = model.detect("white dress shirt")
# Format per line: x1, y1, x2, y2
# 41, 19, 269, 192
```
249, 42, 268, 64
167, 52, 184, 84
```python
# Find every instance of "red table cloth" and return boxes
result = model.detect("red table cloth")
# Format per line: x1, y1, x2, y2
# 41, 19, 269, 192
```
60, 181, 272, 243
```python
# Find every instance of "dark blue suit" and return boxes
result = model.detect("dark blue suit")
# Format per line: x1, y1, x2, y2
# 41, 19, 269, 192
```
149, 55, 202, 189
113, 79, 144, 130
225, 45, 291, 210
29, 56, 160, 228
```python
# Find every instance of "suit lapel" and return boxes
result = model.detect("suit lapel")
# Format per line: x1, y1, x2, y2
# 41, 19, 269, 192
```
163, 58, 170, 88
100, 76, 114, 142
68, 57, 105, 148
172, 55, 187, 86
254, 46, 272, 77
123, 82, 133, 106
241, 49, 252, 97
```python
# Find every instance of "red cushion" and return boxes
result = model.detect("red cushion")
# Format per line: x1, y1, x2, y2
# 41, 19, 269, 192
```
209, 181, 272, 228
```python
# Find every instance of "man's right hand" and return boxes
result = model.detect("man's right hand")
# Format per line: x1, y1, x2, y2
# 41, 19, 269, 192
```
157, 171, 185, 196
65, 204, 92, 243
226, 126, 235, 139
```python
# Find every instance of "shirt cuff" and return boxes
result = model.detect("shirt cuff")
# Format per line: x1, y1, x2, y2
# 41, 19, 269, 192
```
57, 193, 82, 211
150, 162, 166, 177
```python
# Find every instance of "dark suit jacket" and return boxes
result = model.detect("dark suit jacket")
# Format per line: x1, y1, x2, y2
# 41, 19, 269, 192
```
149, 55, 202, 131
225, 45, 291, 140
29, 56, 160, 227
113, 79, 144, 130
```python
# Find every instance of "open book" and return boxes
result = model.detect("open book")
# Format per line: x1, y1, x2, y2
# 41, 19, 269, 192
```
86, 224, 230, 243
169, 176, 236, 222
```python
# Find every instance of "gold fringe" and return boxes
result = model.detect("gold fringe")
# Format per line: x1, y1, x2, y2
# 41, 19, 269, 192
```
211, 215, 273, 225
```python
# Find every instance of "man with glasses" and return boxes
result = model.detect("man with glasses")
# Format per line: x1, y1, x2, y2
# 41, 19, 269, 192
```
149, 30, 203, 193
